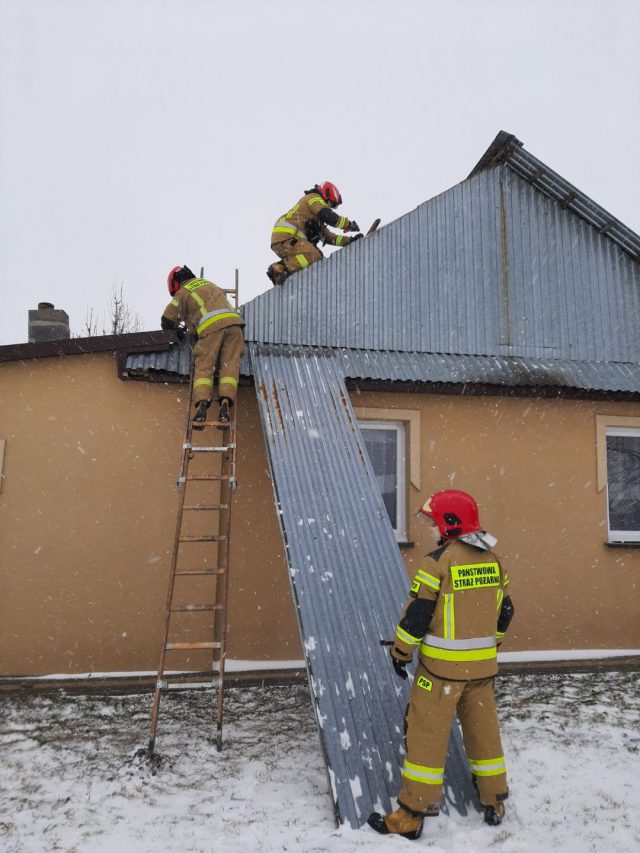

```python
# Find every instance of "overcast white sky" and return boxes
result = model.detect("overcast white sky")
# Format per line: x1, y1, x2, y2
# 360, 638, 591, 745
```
1, 0, 639, 345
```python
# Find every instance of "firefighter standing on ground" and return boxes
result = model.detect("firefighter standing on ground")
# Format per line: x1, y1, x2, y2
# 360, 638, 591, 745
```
368, 489, 515, 841
161, 266, 245, 426
267, 181, 362, 286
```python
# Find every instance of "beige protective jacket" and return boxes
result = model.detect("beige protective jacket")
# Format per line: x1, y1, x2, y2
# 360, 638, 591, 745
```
271, 192, 353, 247
161, 278, 245, 338
393, 538, 512, 681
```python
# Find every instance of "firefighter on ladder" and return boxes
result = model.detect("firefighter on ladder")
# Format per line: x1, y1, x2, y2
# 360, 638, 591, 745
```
266, 181, 362, 286
161, 265, 245, 427
368, 490, 515, 841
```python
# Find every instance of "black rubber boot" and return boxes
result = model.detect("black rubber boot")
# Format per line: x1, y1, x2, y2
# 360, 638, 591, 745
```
483, 803, 505, 826
367, 809, 424, 840
218, 398, 231, 425
193, 400, 209, 430
266, 265, 287, 286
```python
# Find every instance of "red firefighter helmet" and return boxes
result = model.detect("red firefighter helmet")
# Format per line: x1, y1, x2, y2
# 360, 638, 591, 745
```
417, 490, 481, 539
167, 266, 183, 296
317, 181, 342, 207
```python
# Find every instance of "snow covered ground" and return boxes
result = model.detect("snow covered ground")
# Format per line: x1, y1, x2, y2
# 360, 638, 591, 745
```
1, 670, 639, 852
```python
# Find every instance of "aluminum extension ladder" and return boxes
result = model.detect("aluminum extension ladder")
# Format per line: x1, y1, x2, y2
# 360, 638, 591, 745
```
148, 272, 239, 753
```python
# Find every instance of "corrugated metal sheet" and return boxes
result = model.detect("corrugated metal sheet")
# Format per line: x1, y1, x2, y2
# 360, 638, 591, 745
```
336, 349, 640, 393
250, 343, 478, 828
243, 140, 640, 365
469, 130, 640, 262
125, 339, 192, 376
124, 339, 251, 380
125, 341, 640, 395
500, 167, 640, 363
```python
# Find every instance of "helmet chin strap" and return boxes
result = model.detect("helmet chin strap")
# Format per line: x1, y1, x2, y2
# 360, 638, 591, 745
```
427, 525, 441, 544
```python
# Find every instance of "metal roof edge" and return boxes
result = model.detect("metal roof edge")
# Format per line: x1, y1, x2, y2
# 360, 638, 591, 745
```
0, 330, 176, 364
468, 130, 640, 262
250, 344, 640, 396
467, 129, 524, 178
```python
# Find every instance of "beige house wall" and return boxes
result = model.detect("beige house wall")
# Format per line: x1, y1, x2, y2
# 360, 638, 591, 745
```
1, 353, 639, 678
354, 389, 640, 653
0, 353, 300, 676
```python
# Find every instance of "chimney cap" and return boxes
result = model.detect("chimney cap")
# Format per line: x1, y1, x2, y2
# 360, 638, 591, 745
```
38, 302, 55, 310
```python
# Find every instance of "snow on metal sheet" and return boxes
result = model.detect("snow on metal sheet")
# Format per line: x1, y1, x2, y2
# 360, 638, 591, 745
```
250, 343, 478, 828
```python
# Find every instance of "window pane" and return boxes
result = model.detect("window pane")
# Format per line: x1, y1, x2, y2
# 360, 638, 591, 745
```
362, 428, 397, 528
606, 435, 640, 532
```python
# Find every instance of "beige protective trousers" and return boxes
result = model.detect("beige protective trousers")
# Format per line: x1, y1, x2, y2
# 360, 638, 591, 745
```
270, 237, 323, 278
398, 662, 508, 815
192, 325, 244, 405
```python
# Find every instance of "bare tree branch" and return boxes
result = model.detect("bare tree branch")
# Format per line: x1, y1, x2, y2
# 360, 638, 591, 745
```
80, 281, 142, 337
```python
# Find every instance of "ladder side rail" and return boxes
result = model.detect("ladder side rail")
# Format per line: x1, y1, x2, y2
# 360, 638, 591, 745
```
214, 412, 236, 750
149, 350, 196, 750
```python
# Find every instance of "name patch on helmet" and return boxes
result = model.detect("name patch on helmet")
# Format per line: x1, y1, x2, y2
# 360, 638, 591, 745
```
417, 675, 433, 692
450, 562, 500, 590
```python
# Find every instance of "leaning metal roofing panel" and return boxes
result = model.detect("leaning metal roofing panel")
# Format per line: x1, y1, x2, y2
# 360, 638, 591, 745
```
250, 343, 477, 828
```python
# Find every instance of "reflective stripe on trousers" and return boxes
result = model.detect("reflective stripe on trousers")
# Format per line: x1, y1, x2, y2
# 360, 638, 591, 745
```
468, 755, 506, 777
402, 760, 444, 786
219, 376, 238, 388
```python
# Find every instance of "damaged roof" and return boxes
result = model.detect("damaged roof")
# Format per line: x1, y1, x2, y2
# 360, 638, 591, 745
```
4, 131, 639, 397
241, 130, 640, 368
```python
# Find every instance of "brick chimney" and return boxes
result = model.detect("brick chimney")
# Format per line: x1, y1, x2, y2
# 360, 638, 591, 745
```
28, 302, 70, 343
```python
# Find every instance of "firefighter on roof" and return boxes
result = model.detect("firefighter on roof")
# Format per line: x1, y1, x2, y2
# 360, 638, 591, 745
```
266, 181, 362, 286
368, 489, 515, 841
161, 266, 245, 427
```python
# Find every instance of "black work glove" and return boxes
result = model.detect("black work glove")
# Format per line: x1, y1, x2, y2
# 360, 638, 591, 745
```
175, 324, 186, 341
348, 220, 360, 233
350, 233, 363, 243
391, 654, 409, 680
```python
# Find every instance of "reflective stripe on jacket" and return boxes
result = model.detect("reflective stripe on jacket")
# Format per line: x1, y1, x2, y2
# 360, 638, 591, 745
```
161, 278, 245, 338
271, 192, 350, 247
394, 538, 511, 681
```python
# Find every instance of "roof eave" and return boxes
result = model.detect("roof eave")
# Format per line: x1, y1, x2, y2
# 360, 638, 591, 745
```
0, 330, 177, 365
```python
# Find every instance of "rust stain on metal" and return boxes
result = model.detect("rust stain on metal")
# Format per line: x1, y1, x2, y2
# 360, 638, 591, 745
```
339, 390, 359, 435
272, 380, 285, 432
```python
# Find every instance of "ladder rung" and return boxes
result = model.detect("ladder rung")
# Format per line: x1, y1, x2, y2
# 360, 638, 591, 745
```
175, 569, 225, 576
170, 604, 223, 612
184, 474, 230, 481
192, 421, 233, 429
165, 642, 222, 651
179, 534, 227, 543
183, 505, 228, 511
162, 678, 222, 691
186, 445, 231, 453
221, 288, 237, 294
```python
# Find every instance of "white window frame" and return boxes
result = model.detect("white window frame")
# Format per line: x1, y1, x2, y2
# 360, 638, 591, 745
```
603, 426, 640, 543
357, 419, 408, 543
